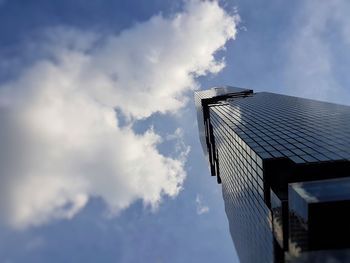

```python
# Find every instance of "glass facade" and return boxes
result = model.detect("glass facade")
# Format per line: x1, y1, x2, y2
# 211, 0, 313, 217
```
210, 109, 273, 263
195, 87, 350, 263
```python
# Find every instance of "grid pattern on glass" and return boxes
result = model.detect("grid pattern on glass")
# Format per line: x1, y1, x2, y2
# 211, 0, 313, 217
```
210, 109, 273, 263
289, 210, 309, 255
211, 92, 350, 164
194, 87, 253, 158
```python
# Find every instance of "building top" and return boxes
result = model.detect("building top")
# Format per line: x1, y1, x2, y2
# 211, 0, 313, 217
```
215, 91, 350, 164
194, 86, 252, 99
194, 86, 253, 158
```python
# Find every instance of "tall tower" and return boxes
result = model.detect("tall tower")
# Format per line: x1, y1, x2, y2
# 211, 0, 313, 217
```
195, 86, 350, 263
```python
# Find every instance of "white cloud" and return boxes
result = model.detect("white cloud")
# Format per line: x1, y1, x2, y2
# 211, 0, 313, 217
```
0, 0, 238, 228
284, 0, 350, 104
195, 195, 209, 215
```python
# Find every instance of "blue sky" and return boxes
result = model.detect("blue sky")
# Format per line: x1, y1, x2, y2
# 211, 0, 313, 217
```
0, 1, 350, 262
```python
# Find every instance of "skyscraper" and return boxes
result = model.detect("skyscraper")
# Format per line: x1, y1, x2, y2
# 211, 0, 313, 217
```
195, 86, 350, 263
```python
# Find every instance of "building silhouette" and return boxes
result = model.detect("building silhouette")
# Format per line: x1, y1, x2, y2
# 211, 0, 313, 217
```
195, 86, 350, 263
